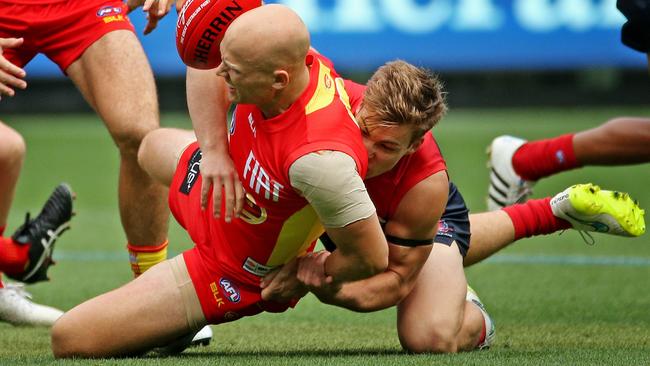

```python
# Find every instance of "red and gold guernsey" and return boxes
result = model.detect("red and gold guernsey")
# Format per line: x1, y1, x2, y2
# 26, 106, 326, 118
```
175, 52, 367, 290
343, 79, 447, 221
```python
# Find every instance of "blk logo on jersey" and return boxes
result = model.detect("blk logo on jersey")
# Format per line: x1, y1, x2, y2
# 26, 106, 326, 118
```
209, 282, 226, 308
180, 148, 202, 195
219, 278, 241, 303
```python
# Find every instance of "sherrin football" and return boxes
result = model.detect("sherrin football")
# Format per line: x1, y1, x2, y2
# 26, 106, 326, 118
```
176, 0, 262, 69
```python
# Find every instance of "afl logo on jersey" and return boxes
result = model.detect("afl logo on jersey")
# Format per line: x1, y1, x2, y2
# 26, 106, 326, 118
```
97, 6, 122, 17
219, 278, 241, 303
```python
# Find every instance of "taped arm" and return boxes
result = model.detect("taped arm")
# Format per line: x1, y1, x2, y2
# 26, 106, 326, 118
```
290, 151, 388, 284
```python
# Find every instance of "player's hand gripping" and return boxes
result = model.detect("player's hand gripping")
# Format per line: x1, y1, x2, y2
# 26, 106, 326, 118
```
0, 37, 27, 100
260, 258, 308, 302
295, 250, 342, 303
297, 251, 335, 289
200, 149, 245, 222
126, 0, 175, 35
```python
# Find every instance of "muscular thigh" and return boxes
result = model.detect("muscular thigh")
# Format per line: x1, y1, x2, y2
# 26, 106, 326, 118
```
397, 241, 467, 341
67, 30, 158, 141
54, 258, 194, 356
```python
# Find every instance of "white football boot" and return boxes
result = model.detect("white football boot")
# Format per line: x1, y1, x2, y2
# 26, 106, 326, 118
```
154, 325, 213, 355
487, 135, 535, 211
191, 325, 213, 346
551, 183, 646, 237
0, 283, 63, 327
466, 285, 495, 350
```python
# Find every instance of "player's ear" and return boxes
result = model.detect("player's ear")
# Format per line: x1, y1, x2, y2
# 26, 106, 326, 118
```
407, 136, 424, 154
272, 70, 290, 90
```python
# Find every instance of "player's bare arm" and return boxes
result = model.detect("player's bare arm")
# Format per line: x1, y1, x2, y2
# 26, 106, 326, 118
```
186, 67, 245, 222
323, 213, 388, 282
0, 37, 27, 99
308, 171, 448, 311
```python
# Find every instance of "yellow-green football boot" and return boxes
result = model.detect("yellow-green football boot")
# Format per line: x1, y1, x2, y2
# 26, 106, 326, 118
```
550, 183, 645, 237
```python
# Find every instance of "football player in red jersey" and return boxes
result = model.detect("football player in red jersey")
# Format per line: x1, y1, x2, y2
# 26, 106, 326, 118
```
260, 61, 645, 353
0, 0, 175, 279
51, 5, 389, 358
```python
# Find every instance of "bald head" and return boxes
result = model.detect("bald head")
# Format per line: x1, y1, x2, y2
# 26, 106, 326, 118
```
222, 4, 310, 71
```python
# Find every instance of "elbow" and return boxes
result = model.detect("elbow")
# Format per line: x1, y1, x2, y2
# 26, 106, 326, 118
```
353, 254, 387, 279
371, 256, 389, 276
367, 248, 389, 276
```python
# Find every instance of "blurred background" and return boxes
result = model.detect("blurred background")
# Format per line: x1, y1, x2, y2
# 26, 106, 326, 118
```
1, 0, 648, 113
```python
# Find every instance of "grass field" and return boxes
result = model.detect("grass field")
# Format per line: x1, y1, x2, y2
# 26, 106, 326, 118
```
0, 107, 649, 365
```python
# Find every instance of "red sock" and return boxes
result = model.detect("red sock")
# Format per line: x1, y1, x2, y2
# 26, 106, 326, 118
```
503, 197, 572, 240
512, 134, 580, 181
0, 236, 30, 275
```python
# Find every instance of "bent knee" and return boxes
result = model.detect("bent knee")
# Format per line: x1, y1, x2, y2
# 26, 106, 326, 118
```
137, 130, 157, 175
51, 316, 81, 358
110, 122, 160, 157
51, 314, 100, 359
399, 328, 459, 354
0, 127, 25, 163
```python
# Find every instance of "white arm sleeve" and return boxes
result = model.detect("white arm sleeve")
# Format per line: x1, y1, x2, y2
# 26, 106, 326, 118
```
289, 151, 376, 228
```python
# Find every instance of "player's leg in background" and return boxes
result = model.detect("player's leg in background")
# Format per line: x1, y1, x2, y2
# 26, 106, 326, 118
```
65, 29, 170, 276
0, 121, 24, 239
397, 242, 485, 353
0, 120, 25, 282
51, 255, 203, 358
0, 121, 69, 326
487, 117, 650, 210
572, 117, 650, 165
138, 128, 197, 188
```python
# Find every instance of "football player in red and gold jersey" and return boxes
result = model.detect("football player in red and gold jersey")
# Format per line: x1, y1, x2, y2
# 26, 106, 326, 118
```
51, 5, 389, 358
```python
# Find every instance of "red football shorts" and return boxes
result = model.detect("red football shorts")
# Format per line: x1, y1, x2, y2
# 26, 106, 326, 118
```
0, 0, 135, 72
170, 142, 297, 324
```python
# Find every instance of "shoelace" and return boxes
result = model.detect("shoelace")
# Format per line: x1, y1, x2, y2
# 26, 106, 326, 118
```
558, 229, 595, 246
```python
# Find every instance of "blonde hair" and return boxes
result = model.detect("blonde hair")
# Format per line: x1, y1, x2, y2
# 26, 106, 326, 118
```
363, 60, 447, 144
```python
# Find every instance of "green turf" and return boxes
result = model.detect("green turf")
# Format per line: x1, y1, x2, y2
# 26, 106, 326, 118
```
0, 108, 649, 365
